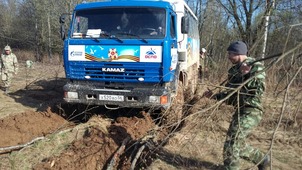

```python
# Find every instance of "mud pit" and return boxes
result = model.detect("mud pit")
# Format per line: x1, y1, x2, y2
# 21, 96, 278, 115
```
0, 103, 157, 170
33, 111, 155, 170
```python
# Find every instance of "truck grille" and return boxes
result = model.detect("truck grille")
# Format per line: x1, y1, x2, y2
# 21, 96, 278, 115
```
68, 62, 162, 82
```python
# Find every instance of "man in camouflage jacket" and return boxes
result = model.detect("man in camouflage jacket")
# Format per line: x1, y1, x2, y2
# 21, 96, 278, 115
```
203, 41, 270, 170
0, 45, 19, 93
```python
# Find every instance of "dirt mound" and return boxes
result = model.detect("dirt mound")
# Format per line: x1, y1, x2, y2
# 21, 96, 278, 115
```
113, 111, 155, 140
34, 126, 117, 170
0, 107, 68, 148
33, 111, 155, 170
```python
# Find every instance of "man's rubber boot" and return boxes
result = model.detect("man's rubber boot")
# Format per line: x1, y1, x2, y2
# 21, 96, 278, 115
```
258, 155, 270, 170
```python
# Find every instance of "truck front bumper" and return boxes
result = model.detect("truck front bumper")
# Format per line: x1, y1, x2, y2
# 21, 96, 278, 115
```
63, 81, 172, 109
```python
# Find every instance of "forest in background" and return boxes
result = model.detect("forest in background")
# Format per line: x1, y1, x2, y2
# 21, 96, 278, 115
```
0, 0, 301, 86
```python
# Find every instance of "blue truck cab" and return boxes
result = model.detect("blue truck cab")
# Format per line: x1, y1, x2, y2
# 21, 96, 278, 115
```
60, 0, 200, 110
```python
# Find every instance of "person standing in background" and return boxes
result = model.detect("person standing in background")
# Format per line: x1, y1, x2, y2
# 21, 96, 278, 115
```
0, 45, 19, 94
199, 47, 207, 80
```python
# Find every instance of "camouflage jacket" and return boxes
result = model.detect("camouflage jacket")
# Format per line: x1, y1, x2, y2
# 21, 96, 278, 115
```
0, 53, 19, 73
214, 57, 266, 111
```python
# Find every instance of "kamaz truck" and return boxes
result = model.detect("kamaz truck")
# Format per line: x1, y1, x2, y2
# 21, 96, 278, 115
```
60, 0, 200, 116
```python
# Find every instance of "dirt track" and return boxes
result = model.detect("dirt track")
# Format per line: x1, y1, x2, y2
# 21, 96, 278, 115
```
0, 62, 301, 170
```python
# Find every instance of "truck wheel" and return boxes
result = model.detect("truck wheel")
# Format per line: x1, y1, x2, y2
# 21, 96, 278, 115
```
164, 81, 184, 127
185, 66, 198, 101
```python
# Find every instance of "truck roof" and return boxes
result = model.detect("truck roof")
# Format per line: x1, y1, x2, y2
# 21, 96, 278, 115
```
74, 0, 173, 11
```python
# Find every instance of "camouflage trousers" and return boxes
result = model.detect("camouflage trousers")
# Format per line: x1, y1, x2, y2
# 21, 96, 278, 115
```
1, 72, 13, 88
223, 107, 265, 170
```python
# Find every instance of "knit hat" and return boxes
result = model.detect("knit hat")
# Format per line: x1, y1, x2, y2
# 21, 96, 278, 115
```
227, 41, 247, 55
4, 45, 11, 51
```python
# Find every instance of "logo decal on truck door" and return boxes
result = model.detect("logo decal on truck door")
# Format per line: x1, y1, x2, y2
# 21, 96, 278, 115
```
68, 45, 86, 61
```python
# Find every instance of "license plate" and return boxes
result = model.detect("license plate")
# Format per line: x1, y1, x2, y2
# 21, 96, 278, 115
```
99, 94, 124, 101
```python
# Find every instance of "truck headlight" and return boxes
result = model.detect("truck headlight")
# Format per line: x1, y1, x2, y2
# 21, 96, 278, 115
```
149, 96, 160, 103
65, 92, 78, 99
149, 95, 168, 104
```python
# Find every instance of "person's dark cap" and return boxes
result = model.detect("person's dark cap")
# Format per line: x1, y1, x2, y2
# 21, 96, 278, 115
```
227, 41, 247, 55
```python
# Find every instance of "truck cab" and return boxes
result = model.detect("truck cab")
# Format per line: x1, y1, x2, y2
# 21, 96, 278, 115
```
60, 0, 199, 110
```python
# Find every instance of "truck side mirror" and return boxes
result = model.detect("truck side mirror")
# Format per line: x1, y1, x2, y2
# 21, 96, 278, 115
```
181, 16, 188, 34
60, 14, 67, 40
60, 15, 66, 24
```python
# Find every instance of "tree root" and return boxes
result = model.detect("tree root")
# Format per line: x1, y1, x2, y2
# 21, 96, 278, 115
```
0, 137, 46, 154
106, 137, 131, 170
130, 144, 146, 170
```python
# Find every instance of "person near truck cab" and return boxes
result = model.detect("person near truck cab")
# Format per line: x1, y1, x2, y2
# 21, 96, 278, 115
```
203, 41, 270, 170
0, 45, 19, 94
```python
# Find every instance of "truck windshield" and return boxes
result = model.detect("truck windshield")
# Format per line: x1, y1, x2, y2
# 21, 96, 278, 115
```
71, 7, 166, 39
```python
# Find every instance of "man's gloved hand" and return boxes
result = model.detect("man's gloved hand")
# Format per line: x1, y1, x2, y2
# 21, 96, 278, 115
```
240, 62, 252, 75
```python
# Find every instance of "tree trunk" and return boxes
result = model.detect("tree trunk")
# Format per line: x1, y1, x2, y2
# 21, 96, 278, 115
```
35, 18, 41, 62
48, 11, 53, 60
261, 0, 275, 59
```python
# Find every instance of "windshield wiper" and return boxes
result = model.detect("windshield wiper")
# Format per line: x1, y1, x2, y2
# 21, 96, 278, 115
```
100, 33, 123, 43
117, 32, 148, 43
87, 35, 100, 42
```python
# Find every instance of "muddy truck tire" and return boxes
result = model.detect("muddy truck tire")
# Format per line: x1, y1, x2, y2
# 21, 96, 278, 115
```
162, 81, 184, 128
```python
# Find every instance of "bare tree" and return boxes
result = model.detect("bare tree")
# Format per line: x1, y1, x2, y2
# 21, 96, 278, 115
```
216, 0, 275, 53
261, 0, 276, 59
0, 0, 19, 47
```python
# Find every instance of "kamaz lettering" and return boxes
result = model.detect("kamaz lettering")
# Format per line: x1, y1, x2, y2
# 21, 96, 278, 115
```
102, 68, 125, 72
